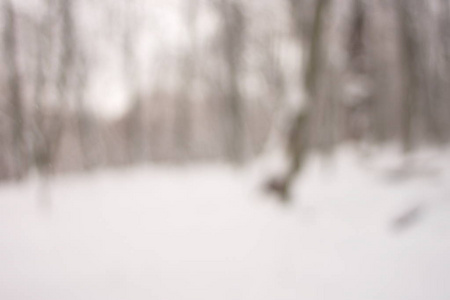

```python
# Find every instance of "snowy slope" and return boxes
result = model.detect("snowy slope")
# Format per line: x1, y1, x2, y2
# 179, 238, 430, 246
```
1, 146, 450, 300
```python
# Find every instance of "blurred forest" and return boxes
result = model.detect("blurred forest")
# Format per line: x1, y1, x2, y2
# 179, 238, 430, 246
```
1, 0, 450, 189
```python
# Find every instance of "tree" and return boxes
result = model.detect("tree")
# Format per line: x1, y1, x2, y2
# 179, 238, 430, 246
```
215, 0, 247, 163
267, 0, 331, 199
2, 0, 27, 180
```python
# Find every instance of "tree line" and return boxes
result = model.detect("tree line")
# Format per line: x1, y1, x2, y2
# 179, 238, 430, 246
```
1, 0, 449, 189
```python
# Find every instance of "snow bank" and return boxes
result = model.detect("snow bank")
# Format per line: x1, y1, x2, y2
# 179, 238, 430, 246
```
1, 146, 450, 300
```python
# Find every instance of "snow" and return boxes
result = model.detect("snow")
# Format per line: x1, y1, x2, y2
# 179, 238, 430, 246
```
1, 146, 450, 300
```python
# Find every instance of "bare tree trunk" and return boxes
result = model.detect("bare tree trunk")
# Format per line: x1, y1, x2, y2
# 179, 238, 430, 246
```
396, 0, 419, 153
173, 0, 198, 161
267, 0, 331, 200
2, 0, 27, 180
440, 0, 450, 142
32, 0, 75, 207
121, 3, 146, 164
75, 59, 93, 170
217, 0, 246, 163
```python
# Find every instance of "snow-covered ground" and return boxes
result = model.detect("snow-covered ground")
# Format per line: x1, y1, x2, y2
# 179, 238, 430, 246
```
1, 146, 450, 300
